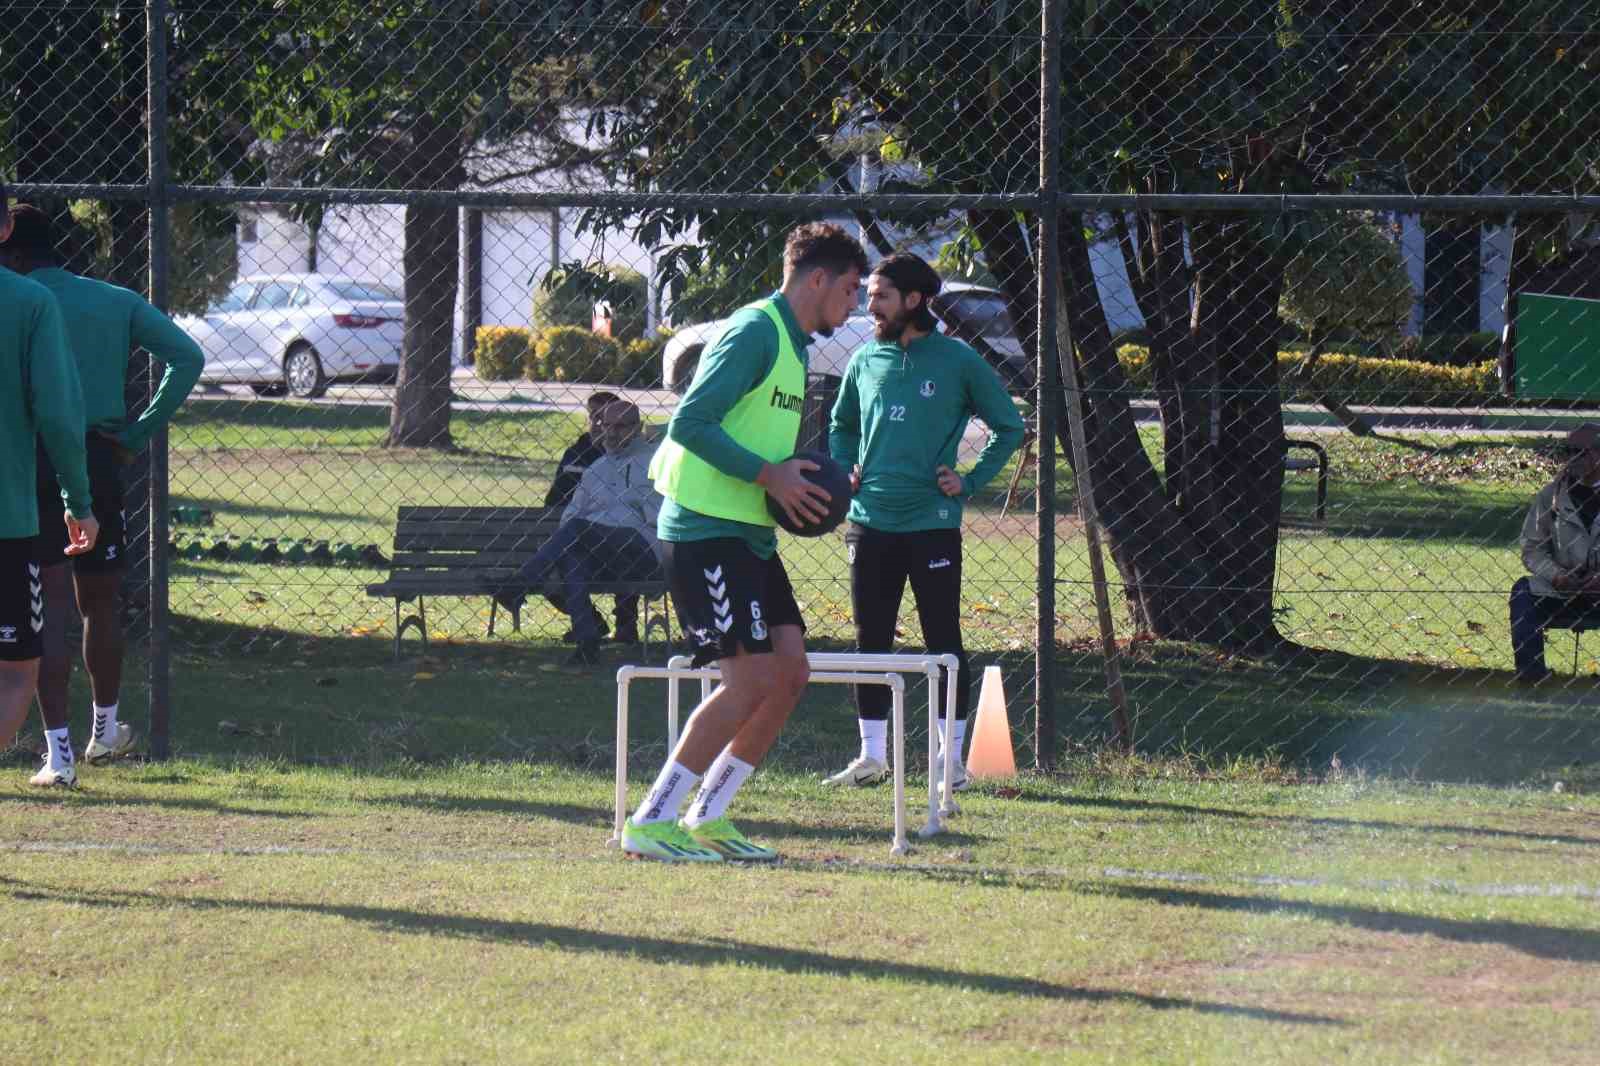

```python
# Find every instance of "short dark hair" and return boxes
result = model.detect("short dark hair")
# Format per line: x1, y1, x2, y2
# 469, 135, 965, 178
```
784, 222, 868, 280
0, 203, 57, 259
586, 390, 622, 411
0, 180, 9, 226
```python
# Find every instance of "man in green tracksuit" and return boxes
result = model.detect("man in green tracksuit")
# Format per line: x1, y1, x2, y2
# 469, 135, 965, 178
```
620, 222, 868, 863
825, 253, 1024, 790
0, 204, 204, 787
0, 188, 99, 756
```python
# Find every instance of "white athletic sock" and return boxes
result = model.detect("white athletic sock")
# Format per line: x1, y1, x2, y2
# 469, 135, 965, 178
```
45, 727, 74, 771
938, 719, 968, 765
859, 719, 888, 763
631, 761, 701, 826
92, 702, 119, 742
683, 750, 755, 828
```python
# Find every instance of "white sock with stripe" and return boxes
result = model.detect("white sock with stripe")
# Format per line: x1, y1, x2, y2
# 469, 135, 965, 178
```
631, 761, 701, 826
92, 702, 119, 743
938, 719, 968, 765
683, 749, 755, 828
44, 727, 73, 772
859, 719, 887, 763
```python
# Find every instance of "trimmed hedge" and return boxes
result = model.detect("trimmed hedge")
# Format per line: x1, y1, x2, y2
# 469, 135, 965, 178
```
473, 326, 536, 381
1116, 346, 1498, 406
535, 326, 619, 384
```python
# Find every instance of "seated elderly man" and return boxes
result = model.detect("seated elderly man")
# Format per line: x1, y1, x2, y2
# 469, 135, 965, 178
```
491, 400, 662, 668
1510, 423, 1600, 684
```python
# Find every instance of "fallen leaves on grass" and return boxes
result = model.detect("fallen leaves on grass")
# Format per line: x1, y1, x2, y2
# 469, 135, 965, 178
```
218, 719, 283, 738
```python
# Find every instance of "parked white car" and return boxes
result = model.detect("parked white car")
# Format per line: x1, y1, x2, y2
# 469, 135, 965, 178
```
181, 274, 405, 398
661, 282, 1031, 394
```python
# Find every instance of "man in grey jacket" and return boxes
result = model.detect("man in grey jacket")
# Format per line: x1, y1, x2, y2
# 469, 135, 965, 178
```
1510, 423, 1600, 683
495, 400, 663, 668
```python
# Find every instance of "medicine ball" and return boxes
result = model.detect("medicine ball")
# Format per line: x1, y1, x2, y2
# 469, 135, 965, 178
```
766, 450, 853, 537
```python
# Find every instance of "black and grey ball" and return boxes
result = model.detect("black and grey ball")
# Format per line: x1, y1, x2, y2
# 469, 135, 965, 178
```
766, 450, 852, 537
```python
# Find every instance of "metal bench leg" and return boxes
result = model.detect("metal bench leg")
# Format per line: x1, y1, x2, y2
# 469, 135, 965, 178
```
394, 596, 427, 660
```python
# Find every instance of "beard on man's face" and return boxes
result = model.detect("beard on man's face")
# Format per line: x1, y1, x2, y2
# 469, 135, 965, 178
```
873, 306, 912, 341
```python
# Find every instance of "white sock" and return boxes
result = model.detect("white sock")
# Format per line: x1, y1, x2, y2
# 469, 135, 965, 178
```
92, 702, 119, 742
631, 761, 701, 826
859, 719, 887, 763
684, 750, 756, 828
938, 719, 968, 764
45, 727, 74, 771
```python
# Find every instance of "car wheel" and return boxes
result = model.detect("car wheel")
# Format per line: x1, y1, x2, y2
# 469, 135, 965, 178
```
284, 344, 329, 399
250, 382, 288, 397
671, 346, 703, 395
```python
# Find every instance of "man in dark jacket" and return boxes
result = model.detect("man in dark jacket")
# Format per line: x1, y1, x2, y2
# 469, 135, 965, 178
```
544, 390, 638, 643
1511, 423, 1600, 683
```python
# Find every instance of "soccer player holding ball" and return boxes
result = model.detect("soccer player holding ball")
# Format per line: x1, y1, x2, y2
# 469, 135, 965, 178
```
824, 253, 1024, 791
621, 223, 869, 862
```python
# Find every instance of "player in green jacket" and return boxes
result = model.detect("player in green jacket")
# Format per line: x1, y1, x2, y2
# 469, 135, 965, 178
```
620, 222, 868, 863
0, 204, 203, 787
0, 188, 99, 757
825, 253, 1024, 790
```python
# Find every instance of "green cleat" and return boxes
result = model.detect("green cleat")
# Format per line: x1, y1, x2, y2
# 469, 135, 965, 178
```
682, 816, 779, 862
620, 818, 722, 862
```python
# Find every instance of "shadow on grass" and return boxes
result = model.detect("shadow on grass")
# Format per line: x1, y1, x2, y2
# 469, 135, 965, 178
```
1055, 645, 1600, 783
1100, 884, 1600, 963
1023, 791, 1600, 849
0, 877, 1342, 1025
0, 790, 312, 819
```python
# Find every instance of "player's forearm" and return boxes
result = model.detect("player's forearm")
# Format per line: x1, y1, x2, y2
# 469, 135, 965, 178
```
121, 316, 204, 450
962, 421, 1025, 497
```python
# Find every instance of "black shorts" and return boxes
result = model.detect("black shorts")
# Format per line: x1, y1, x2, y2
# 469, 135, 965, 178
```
0, 538, 43, 661
661, 537, 805, 666
36, 435, 128, 572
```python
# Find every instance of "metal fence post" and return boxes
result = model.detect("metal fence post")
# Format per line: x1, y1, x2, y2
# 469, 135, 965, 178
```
1034, 0, 1061, 770
146, 0, 172, 758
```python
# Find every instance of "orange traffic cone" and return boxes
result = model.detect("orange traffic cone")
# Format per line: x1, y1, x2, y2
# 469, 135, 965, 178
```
966, 666, 1016, 778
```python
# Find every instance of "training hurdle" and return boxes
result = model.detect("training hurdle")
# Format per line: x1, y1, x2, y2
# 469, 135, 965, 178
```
612, 651, 961, 856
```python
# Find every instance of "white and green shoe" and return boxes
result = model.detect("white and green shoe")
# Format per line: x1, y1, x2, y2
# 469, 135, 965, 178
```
619, 818, 722, 862
682, 816, 779, 862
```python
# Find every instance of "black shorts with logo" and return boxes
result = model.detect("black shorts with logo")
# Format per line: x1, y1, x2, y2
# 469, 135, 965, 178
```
0, 537, 44, 661
36, 435, 128, 572
661, 537, 805, 666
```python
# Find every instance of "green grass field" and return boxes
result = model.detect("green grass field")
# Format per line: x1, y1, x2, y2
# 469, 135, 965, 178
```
3, 397, 1598, 1062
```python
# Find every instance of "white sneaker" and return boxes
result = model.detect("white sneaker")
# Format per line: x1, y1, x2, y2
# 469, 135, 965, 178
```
823, 755, 888, 787
29, 761, 77, 788
84, 722, 136, 764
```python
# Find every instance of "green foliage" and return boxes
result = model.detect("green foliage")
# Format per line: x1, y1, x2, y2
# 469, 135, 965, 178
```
533, 263, 648, 341
1118, 345, 1498, 406
1280, 217, 1415, 349
69, 201, 236, 314
615, 337, 665, 389
472, 326, 536, 382
533, 326, 620, 384
663, 258, 772, 326
1392, 332, 1503, 367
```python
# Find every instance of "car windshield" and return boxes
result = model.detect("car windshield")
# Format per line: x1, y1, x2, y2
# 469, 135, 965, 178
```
330, 281, 402, 302
951, 294, 1017, 340
211, 281, 256, 313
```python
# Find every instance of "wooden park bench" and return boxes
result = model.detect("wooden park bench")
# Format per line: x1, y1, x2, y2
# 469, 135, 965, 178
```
365, 505, 672, 659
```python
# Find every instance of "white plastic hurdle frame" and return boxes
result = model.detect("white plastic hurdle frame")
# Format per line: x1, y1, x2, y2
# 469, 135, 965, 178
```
612, 651, 961, 856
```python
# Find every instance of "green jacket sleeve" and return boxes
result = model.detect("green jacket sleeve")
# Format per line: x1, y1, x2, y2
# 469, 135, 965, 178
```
959, 353, 1026, 498
28, 296, 92, 517
827, 358, 862, 468
118, 298, 205, 452
665, 313, 777, 483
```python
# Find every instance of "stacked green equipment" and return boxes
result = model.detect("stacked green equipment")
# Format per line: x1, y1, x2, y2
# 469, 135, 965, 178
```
1513, 294, 1600, 400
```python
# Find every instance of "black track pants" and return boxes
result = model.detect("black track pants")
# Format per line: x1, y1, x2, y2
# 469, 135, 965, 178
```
845, 523, 970, 722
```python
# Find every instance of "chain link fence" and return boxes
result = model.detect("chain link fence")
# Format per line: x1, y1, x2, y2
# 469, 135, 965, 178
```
5, 1, 1600, 778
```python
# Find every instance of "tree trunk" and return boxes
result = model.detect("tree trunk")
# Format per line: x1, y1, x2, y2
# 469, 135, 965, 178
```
977, 207, 1289, 650
386, 117, 464, 450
